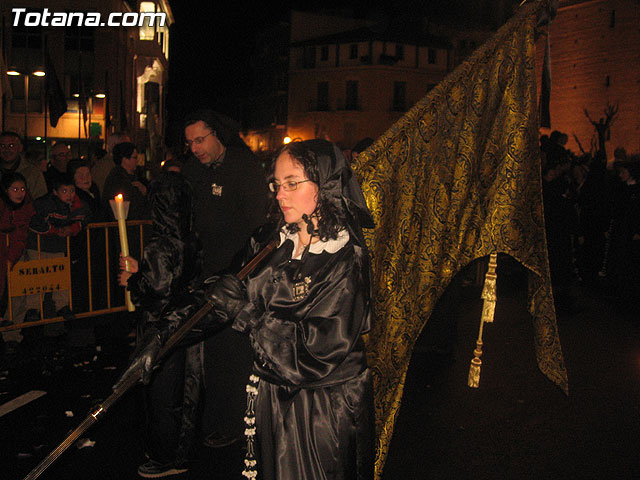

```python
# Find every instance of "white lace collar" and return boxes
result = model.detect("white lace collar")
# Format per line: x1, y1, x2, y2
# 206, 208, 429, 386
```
279, 227, 349, 259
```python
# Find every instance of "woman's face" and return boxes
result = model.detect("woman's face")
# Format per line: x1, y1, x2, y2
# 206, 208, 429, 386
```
273, 151, 318, 229
7, 180, 26, 204
73, 166, 92, 192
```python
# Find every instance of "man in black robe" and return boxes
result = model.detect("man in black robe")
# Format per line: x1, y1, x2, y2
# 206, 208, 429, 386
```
181, 110, 269, 448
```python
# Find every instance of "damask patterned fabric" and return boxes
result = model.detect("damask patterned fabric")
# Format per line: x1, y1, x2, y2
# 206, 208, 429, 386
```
352, 1, 568, 477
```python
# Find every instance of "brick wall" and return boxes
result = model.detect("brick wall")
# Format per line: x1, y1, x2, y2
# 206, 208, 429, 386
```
536, 0, 640, 157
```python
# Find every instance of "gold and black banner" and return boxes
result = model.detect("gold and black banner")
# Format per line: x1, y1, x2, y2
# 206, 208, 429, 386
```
352, 1, 568, 477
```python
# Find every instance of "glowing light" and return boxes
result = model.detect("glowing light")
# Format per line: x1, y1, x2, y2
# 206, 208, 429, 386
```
95, 93, 106, 99
32, 69, 46, 77
283, 136, 291, 144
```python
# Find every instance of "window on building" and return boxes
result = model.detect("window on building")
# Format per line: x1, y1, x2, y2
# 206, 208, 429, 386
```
346, 81, 358, 110
159, 24, 170, 59
321, 45, 329, 61
350, 44, 358, 59
65, 24, 95, 51
304, 46, 316, 68
11, 13, 43, 50
139, 1, 156, 40
9, 9, 45, 79
393, 81, 406, 111
317, 82, 329, 111
395, 44, 404, 60
8, 75, 44, 113
428, 48, 437, 64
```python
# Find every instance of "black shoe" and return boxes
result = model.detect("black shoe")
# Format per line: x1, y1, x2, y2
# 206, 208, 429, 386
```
137, 459, 188, 478
203, 430, 238, 448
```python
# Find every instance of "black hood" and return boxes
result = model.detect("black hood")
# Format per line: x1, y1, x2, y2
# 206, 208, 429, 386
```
303, 139, 374, 247
148, 172, 194, 241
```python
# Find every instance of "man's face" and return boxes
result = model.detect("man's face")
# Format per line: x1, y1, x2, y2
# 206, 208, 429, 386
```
54, 184, 75, 205
50, 144, 71, 172
122, 149, 138, 175
185, 121, 225, 166
0, 135, 23, 166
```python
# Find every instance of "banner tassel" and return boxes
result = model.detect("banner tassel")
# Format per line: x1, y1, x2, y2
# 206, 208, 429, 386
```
468, 253, 498, 388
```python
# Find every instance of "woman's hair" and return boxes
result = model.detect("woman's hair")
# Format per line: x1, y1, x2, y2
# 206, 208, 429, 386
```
1, 172, 27, 192
270, 141, 346, 241
66, 158, 91, 179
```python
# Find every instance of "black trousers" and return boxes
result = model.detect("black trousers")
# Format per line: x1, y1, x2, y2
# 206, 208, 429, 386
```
145, 341, 204, 465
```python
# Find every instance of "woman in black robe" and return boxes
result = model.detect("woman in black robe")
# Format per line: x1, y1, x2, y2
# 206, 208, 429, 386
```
213, 139, 376, 480
120, 139, 375, 479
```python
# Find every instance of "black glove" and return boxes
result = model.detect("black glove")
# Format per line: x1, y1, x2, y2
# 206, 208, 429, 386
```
206, 274, 250, 323
113, 330, 162, 391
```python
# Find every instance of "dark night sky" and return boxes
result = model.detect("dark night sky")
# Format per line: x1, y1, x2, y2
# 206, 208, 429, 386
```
164, 0, 497, 145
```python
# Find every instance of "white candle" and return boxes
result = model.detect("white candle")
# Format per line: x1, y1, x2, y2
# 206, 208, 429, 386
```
112, 194, 135, 312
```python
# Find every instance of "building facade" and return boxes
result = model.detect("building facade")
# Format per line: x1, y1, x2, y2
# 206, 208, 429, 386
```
285, 11, 453, 151
536, 0, 640, 157
0, 0, 172, 164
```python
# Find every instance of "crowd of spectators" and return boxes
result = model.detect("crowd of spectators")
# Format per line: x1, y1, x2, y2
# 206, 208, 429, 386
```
540, 130, 640, 314
1, 124, 638, 356
0, 130, 179, 355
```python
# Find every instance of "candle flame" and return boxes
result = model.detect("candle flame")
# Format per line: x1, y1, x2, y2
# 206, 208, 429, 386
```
116, 194, 123, 201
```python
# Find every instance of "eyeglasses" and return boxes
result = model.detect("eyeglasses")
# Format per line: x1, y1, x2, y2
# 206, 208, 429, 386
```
185, 131, 214, 149
10, 187, 26, 193
268, 179, 312, 193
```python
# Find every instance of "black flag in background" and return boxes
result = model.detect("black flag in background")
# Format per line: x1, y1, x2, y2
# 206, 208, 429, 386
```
44, 48, 67, 128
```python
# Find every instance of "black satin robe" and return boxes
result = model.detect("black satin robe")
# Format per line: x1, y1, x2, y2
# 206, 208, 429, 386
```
126, 173, 202, 466
233, 231, 375, 480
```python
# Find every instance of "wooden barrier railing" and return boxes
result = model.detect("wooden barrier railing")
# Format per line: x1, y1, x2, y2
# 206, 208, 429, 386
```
0, 220, 151, 333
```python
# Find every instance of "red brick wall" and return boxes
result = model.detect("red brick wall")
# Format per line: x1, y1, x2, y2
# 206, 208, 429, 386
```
535, 0, 640, 158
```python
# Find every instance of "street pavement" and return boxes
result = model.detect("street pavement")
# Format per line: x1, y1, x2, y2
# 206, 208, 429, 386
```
1, 264, 638, 480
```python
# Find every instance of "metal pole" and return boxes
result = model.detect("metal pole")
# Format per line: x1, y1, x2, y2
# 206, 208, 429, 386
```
24, 74, 29, 148
22, 239, 278, 480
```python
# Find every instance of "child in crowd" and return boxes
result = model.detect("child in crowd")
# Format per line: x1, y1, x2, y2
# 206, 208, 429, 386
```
12, 175, 91, 334
0, 173, 35, 346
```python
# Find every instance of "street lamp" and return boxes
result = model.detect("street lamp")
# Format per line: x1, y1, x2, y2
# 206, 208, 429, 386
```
6, 67, 46, 147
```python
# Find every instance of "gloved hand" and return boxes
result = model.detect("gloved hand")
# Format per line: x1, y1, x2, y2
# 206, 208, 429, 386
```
112, 330, 162, 391
206, 274, 250, 322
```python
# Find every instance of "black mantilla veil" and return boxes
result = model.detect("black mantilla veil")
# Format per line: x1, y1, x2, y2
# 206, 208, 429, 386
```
271, 139, 374, 249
